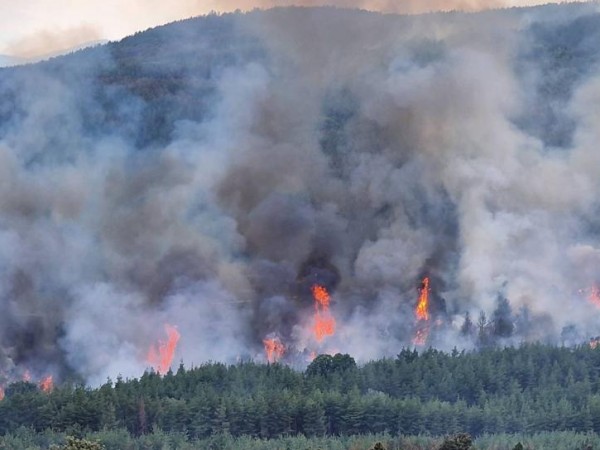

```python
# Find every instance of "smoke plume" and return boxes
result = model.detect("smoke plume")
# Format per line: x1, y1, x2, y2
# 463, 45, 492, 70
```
0, 2, 600, 385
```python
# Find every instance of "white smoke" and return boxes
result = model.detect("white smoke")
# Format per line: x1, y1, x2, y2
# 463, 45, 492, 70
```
0, 3, 600, 384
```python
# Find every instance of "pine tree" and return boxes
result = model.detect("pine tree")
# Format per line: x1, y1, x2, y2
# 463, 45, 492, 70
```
460, 312, 474, 337
303, 399, 326, 437
492, 294, 514, 338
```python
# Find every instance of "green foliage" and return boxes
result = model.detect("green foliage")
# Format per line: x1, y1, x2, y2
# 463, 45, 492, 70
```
4, 428, 600, 450
1, 344, 600, 444
306, 353, 357, 377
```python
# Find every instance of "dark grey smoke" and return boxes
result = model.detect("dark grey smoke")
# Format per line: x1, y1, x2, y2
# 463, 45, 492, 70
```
0, 3, 600, 385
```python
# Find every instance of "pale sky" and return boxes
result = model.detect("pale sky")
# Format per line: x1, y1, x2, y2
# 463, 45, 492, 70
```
0, 0, 588, 59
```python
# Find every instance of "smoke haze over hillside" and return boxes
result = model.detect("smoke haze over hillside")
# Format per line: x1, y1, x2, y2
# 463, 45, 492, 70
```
0, 1, 592, 58
0, 3, 600, 385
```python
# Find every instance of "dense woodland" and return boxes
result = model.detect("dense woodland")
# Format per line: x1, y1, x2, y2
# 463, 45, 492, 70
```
2, 345, 600, 448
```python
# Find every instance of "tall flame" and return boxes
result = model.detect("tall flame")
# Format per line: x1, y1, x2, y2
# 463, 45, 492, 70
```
415, 277, 430, 321
263, 336, 285, 363
413, 277, 431, 346
147, 324, 181, 375
311, 284, 336, 342
39, 375, 54, 393
0, 387, 4, 401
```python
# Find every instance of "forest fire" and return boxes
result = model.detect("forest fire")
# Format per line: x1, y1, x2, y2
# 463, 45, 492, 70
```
39, 376, 54, 393
0, 387, 4, 401
311, 284, 336, 342
263, 336, 285, 363
413, 277, 431, 346
589, 285, 600, 308
147, 324, 181, 375
413, 328, 429, 346
415, 277, 430, 321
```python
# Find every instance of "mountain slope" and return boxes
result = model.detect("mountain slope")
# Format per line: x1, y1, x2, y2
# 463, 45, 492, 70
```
0, 5, 599, 386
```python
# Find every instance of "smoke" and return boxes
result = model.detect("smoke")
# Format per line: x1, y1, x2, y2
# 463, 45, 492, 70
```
0, 0, 212, 57
1, 3, 600, 384
1, 1, 591, 58
217, 0, 585, 14
4, 25, 103, 61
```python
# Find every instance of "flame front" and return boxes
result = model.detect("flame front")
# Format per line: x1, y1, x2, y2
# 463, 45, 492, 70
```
413, 277, 431, 346
39, 375, 53, 393
263, 337, 285, 363
311, 284, 336, 342
147, 324, 181, 375
0, 372, 54, 398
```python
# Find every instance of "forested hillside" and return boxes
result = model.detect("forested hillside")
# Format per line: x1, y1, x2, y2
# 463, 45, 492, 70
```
2, 4, 600, 449
2, 345, 600, 449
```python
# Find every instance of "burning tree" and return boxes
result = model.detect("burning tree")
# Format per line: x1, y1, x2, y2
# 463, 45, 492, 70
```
311, 284, 336, 342
263, 335, 285, 363
147, 324, 180, 375
39, 375, 54, 393
413, 277, 431, 346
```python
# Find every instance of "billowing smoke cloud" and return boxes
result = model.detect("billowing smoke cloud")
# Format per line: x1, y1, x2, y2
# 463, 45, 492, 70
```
0, 3, 600, 385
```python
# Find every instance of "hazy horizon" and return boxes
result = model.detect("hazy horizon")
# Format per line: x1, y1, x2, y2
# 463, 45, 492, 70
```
0, 0, 592, 61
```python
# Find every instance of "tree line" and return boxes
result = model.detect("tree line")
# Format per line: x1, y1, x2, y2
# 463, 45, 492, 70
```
1, 344, 600, 443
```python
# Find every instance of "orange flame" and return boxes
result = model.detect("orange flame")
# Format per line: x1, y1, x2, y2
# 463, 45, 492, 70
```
415, 277, 430, 321
39, 375, 53, 393
313, 285, 330, 307
311, 284, 336, 342
147, 324, 181, 375
590, 337, 600, 349
412, 328, 429, 346
413, 277, 431, 346
263, 336, 285, 363
0, 386, 4, 401
589, 285, 600, 308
